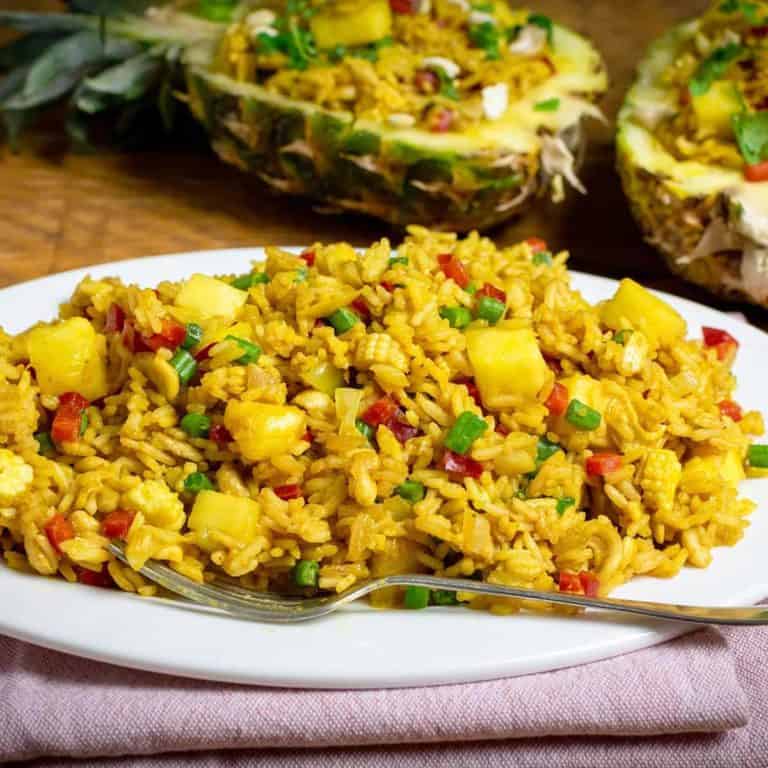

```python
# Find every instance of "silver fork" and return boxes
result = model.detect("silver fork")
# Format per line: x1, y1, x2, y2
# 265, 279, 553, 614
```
108, 542, 768, 625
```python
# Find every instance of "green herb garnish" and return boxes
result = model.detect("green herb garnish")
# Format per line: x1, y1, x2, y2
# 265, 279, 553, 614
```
732, 110, 768, 164
534, 97, 560, 112
469, 21, 501, 60
528, 13, 554, 45
689, 43, 744, 97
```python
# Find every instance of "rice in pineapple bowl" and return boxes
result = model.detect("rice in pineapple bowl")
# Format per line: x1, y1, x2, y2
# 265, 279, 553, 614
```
0, 228, 765, 613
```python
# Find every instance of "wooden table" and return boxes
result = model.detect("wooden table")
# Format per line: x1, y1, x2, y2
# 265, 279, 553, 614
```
4, 0, 762, 323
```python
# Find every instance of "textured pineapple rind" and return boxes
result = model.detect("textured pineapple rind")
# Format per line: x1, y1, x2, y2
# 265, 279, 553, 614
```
186, 69, 591, 232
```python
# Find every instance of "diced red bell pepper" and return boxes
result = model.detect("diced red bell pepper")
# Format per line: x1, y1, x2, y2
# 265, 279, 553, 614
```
718, 400, 743, 422
477, 283, 506, 304
455, 377, 482, 407
585, 453, 623, 477
495, 422, 510, 436
300, 249, 316, 266
273, 484, 303, 500
303, 429, 314, 443
121, 320, 150, 353
386, 415, 420, 444
545, 382, 569, 416
77, 564, 113, 588
52, 392, 90, 443
745, 160, 768, 182
702, 326, 739, 362
380, 281, 396, 293
525, 237, 548, 254
437, 253, 470, 288
751, 24, 768, 37
579, 572, 600, 597
101, 509, 136, 540
440, 449, 484, 479
558, 571, 583, 594
390, 0, 418, 13
195, 343, 215, 362
209, 424, 233, 446
350, 297, 371, 322
44, 513, 75, 554
362, 397, 398, 427
145, 319, 186, 352
414, 69, 439, 94
429, 107, 455, 133
104, 303, 125, 334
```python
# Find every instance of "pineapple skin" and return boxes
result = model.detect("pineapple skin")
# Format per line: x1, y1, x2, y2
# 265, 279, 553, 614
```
186, 71, 591, 232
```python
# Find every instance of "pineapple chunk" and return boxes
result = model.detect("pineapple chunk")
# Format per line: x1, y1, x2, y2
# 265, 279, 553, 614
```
552, 374, 609, 446
0, 449, 33, 504
26, 317, 108, 401
310, 0, 392, 50
302, 360, 344, 396
692, 81, 742, 139
188, 489, 260, 551
600, 279, 686, 348
682, 447, 745, 494
174, 274, 247, 321
639, 448, 681, 512
123, 480, 185, 530
466, 326, 551, 407
224, 401, 306, 461
199, 320, 252, 351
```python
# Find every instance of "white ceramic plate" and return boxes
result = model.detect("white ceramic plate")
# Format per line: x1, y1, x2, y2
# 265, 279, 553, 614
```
1, 249, 766, 689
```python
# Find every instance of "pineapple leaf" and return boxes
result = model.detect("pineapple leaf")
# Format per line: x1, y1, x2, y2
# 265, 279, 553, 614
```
83, 51, 162, 99
0, 12, 93, 33
0, 68, 29, 104
0, 31, 68, 70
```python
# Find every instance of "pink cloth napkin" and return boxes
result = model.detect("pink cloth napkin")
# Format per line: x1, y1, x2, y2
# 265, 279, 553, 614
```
0, 621, 755, 767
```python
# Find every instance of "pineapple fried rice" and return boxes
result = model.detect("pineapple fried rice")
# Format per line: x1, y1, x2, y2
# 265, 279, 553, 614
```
0, 228, 766, 613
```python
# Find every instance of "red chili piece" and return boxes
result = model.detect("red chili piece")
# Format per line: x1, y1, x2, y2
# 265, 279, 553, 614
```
744, 161, 768, 182
751, 25, 768, 37
440, 449, 484, 479
77, 565, 113, 588
545, 382, 569, 416
559, 571, 600, 597
702, 326, 739, 362
414, 69, 439, 94
477, 283, 506, 304
525, 237, 548, 254
389, 0, 418, 13
386, 415, 420, 444
437, 253, 470, 288
300, 249, 316, 266
361, 397, 398, 427
718, 400, 743, 422
585, 453, 623, 477
495, 423, 510, 436
44, 513, 75, 554
52, 392, 89, 444
145, 319, 186, 352
121, 321, 150, 353
380, 281, 396, 293
273, 484, 303, 500
303, 429, 314, 443
350, 297, 371, 322
429, 107, 455, 133
101, 510, 136, 540
209, 424, 233, 446
104, 303, 125, 334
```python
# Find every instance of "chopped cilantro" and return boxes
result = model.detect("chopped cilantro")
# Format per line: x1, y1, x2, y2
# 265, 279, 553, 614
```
689, 43, 744, 97
719, 0, 760, 23
534, 97, 560, 112
528, 13, 553, 45
469, 21, 501, 60
434, 67, 459, 100
732, 110, 768, 164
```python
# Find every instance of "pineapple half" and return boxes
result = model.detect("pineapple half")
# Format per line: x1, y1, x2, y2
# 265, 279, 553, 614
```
618, 1, 768, 308
0, 1, 606, 231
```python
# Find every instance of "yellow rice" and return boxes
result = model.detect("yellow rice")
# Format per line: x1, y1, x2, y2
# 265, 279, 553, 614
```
0, 227, 764, 613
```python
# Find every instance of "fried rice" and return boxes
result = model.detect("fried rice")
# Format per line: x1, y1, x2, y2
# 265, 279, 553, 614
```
0, 228, 764, 613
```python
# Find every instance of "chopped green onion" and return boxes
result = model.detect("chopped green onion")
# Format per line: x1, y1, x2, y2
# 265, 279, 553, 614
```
356, 418, 375, 441
527, 13, 553, 44
293, 559, 319, 587
533, 251, 553, 266
180, 412, 211, 438
181, 323, 203, 350
184, 472, 215, 493
431, 589, 459, 606
565, 399, 602, 431
169, 349, 197, 386
444, 411, 488, 455
35, 431, 54, 455
326, 308, 359, 335
534, 97, 560, 112
404, 585, 430, 609
439, 306, 472, 329
197, 0, 237, 22
613, 329, 633, 345
464, 282, 478, 295
475, 295, 505, 324
689, 43, 744, 97
469, 21, 501, 60
79, 412, 88, 436
536, 436, 561, 467
232, 272, 269, 290
747, 444, 768, 468
226, 335, 262, 365
295, 266, 309, 283
556, 496, 575, 515
395, 479, 426, 503
514, 487, 527, 499
389, 256, 409, 267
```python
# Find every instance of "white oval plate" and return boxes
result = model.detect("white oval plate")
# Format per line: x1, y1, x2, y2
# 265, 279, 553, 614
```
1, 249, 767, 689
